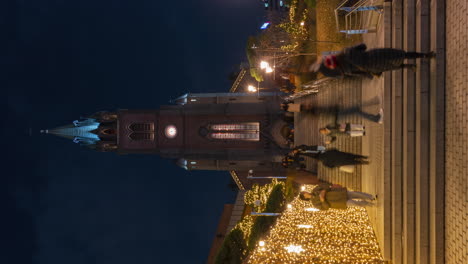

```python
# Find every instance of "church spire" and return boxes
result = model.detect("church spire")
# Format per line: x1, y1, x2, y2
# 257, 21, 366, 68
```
42, 118, 101, 146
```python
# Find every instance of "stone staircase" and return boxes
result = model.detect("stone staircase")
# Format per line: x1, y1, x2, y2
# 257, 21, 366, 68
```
381, 0, 445, 263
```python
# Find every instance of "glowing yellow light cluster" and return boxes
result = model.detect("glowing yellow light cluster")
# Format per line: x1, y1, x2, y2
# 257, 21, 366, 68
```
244, 179, 285, 212
246, 185, 385, 264
234, 215, 254, 241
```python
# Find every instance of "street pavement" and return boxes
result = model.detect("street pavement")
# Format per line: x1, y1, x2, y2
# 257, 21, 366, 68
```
445, 0, 468, 263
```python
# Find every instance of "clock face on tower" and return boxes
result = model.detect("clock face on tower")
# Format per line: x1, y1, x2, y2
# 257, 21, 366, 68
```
164, 125, 177, 139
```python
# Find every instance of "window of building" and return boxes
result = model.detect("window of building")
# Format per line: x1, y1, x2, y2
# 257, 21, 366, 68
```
208, 122, 260, 141
129, 123, 154, 132
128, 122, 155, 141
209, 123, 259, 131
129, 132, 154, 141
101, 128, 116, 135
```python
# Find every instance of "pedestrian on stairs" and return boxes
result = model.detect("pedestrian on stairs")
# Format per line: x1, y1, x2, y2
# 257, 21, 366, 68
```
299, 183, 376, 210
310, 43, 436, 79
292, 147, 370, 169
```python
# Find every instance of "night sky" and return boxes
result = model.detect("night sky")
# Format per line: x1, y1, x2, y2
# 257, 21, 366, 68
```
6, 1, 264, 263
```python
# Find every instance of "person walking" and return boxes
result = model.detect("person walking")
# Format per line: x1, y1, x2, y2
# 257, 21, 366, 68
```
285, 102, 383, 124
320, 123, 366, 144
293, 147, 370, 168
310, 43, 435, 79
299, 183, 376, 210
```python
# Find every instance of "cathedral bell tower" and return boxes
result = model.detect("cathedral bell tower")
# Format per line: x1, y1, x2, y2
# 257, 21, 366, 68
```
44, 92, 291, 189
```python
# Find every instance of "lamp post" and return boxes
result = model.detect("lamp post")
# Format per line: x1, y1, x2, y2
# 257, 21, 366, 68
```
251, 200, 282, 216
246, 82, 263, 97
260, 60, 275, 80
251, 212, 281, 216
246, 60, 275, 95
247, 169, 287, 179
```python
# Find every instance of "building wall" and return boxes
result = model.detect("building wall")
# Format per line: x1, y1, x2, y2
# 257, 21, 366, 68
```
206, 204, 234, 264
117, 95, 289, 162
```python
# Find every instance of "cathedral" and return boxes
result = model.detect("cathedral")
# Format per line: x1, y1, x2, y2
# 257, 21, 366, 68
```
43, 92, 292, 189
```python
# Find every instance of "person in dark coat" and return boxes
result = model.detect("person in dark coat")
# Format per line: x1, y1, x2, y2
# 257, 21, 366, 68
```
293, 148, 369, 168
310, 43, 435, 79
282, 101, 383, 123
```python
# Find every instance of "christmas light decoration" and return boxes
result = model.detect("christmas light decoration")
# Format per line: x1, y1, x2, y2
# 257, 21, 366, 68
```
244, 179, 285, 212
246, 185, 385, 264
285, 245, 305, 253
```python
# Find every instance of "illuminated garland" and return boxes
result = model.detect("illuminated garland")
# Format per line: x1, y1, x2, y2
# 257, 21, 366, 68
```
244, 179, 285, 212
247, 185, 385, 264
234, 215, 254, 241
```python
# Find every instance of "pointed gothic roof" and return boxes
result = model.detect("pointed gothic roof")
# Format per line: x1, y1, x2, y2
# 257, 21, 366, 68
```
42, 118, 101, 145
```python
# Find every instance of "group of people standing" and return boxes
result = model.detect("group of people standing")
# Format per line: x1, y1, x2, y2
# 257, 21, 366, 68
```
281, 43, 436, 210
281, 101, 382, 173
280, 100, 381, 210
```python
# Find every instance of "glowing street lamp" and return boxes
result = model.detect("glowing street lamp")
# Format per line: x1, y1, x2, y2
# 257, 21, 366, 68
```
247, 85, 257, 92
260, 61, 274, 74
260, 61, 269, 69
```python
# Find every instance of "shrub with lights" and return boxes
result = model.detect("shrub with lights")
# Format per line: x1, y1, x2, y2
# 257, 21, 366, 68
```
246, 185, 385, 263
215, 180, 286, 264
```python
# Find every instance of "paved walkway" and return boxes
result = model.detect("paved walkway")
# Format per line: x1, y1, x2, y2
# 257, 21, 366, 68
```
445, 0, 468, 263
295, 78, 364, 191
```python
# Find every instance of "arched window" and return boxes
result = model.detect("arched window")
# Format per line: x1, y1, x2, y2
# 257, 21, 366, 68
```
129, 123, 154, 132
207, 122, 260, 141
129, 132, 154, 141
128, 122, 155, 141
209, 123, 259, 131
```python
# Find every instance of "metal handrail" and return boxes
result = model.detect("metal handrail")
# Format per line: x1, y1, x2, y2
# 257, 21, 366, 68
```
335, 0, 384, 35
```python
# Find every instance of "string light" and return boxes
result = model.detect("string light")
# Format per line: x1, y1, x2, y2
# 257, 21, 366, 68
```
246, 184, 385, 264
285, 245, 305, 253
244, 179, 285, 212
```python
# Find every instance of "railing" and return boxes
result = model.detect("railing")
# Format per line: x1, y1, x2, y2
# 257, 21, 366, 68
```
286, 77, 334, 100
229, 68, 247, 93
335, 0, 384, 35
